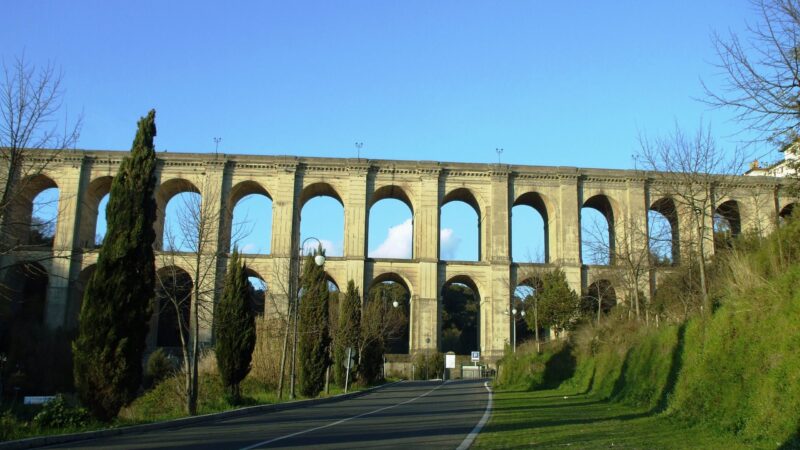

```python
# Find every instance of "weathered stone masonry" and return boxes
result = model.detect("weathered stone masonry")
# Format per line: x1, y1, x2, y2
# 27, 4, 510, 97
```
2, 150, 796, 359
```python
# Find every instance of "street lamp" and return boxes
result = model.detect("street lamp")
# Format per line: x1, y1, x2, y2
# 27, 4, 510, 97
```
507, 307, 526, 353
289, 236, 326, 400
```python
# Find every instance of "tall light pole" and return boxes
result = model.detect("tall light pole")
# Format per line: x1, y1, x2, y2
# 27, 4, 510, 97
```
507, 307, 526, 353
289, 236, 326, 400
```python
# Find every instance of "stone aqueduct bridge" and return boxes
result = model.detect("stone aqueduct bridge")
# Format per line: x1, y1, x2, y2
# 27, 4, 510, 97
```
7, 150, 796, 358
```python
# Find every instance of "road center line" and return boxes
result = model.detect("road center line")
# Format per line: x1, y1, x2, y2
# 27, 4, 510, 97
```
238, 382, 448, 450
456, 381, 493, 450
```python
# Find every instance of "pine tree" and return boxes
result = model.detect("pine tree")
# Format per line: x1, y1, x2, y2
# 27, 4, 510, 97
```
297, 247, 330, 397
215, 249, 256, 403
334, 281, 361, 387
527, 269, 580, 336
73, 110, 158, 421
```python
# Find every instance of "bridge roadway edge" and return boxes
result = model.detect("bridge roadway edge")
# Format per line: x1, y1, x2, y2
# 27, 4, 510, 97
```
0, 381, 403, 450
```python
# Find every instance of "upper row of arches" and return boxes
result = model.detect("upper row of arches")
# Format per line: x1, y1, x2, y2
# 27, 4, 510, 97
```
14, 173, 799, 266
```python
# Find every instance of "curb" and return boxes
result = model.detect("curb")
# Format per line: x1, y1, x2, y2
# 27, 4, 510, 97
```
0, 381, 402, 450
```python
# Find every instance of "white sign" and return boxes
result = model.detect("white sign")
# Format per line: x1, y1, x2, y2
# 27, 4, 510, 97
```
445, 353, 456, 369
470, 351, 480, 362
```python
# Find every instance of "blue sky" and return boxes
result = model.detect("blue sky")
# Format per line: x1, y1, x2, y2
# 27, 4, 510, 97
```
10, 1, 769, 262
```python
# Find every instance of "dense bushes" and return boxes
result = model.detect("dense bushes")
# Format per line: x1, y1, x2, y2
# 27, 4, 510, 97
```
411, 352, 444, 380
32, 395, 89, 429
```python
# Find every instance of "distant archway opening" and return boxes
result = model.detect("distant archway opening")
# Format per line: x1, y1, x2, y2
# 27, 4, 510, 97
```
440, 276, 480, 354
79, 176, 112, 248
157, 179, 201, 252
440, 188, 480, 262
779, 202, 796, 223
649, 197, 679, 266
368, 188, 414, 259
229, 181, 273, 255
582, 280, 617, 323
367, 274, 411, 354
581, 195, 615, 265
244, 269, 267, 316
714, 200, 741, 250
155, 266, 193, 348
300, 183, 344, 257
513, 277, 545, 345
512, 192, 548, 263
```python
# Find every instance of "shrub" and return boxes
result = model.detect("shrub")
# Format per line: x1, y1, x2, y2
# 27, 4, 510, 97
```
411, 352, 444, 380
0, 411, 27, 441
144, 348, 175, 389
32, 395, 90, 429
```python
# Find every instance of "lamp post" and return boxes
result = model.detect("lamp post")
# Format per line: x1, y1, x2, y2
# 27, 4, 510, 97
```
508, 307, 526, 353
289, 236, 326, 400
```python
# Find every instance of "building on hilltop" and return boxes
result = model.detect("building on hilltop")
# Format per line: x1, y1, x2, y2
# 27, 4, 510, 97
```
746, 141, 798, 177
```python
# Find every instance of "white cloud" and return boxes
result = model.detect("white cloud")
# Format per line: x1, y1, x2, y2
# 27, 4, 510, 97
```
303, 238, 340, 256
370, 219, 413, 258
440, 228, 461, 259
240, 242, 260, 254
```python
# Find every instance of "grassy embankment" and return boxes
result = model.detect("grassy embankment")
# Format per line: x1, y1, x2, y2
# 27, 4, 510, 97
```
476, 217, 800, 449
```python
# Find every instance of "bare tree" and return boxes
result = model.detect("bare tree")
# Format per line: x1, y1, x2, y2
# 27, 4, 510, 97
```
0, 55, 81, 250
360, 283, 408, 379
703, 0, 800, 147
636, 124, 747, 315
156, 180, 232, 415
582, 213, 659, 322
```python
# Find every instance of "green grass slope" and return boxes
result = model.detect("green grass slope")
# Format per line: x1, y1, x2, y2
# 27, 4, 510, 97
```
492, 217, 800, 447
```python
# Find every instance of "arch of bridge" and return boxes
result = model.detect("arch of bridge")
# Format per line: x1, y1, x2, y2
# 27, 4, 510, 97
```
6, 150, 795, 359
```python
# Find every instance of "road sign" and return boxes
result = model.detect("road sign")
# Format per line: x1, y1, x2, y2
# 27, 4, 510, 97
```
445, 353, 456, 369
470, 351, 480, 362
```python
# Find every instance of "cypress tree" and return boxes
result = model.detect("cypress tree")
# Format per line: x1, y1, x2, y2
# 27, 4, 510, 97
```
73, 110, 158, 421
215, 249, 256, 403
334, 281, 361, 387
298, 247, 330, 397
360, 298, 386, 384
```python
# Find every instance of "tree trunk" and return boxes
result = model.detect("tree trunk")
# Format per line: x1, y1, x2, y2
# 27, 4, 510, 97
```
277, 293, 292, 399
696, 224, 709, 315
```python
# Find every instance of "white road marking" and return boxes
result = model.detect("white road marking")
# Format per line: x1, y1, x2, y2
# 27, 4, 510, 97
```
239, 382, 447, 450
456, 381, 493, 450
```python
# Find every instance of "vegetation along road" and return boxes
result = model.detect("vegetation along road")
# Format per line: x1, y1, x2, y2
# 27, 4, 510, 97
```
41, 380, 490, 449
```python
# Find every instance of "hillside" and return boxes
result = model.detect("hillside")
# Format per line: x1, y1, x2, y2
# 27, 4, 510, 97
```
490, 216, 800, 448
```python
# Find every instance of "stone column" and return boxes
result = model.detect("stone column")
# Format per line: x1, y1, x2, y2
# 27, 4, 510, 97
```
344, 164, 368, 291
486, 169, 511, 358
268, 162, 299, 327
412, 167, 440, 352
196, 160, 226, 343
556, 172, 582, 293
46, 156, 84, 328
625, 178, 650, 309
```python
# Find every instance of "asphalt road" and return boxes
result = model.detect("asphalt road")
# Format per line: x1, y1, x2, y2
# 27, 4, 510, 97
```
44, 379, 491, 449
